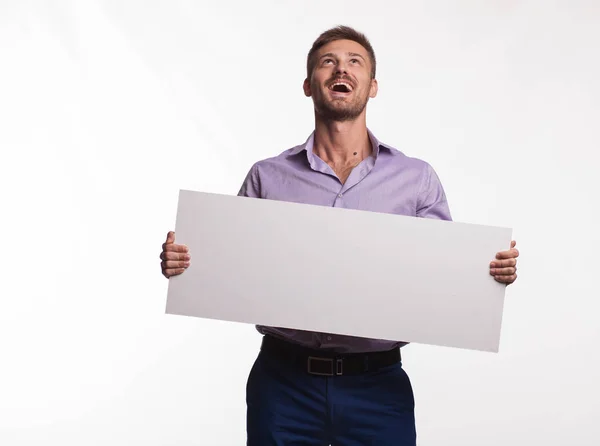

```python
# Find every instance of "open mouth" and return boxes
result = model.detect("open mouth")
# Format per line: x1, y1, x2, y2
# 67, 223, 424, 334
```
329, 81, 353, 93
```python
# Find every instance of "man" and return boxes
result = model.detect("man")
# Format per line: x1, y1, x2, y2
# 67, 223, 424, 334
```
160, 26, 519, 445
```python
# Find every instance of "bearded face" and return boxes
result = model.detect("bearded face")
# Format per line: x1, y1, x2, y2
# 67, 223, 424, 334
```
305, 39, 377, 122
311, 73, 371, 122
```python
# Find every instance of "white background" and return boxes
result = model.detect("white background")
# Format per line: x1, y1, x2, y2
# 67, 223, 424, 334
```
0, 1, 598, 445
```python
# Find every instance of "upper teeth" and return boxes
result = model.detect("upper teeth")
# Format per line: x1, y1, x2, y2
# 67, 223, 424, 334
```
332, 82, 352, 91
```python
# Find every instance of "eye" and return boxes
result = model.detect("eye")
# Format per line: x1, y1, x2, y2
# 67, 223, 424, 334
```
350, 58, 360, 64
323, 58, 334, 64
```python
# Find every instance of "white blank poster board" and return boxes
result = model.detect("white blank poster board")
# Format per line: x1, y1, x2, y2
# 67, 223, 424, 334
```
166, 190, 512, 352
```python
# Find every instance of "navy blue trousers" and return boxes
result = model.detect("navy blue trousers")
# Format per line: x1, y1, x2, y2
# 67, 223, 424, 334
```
246, 346, 416, 445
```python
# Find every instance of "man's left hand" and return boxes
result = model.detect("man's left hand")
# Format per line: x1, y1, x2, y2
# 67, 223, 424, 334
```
490, 240, 519, 285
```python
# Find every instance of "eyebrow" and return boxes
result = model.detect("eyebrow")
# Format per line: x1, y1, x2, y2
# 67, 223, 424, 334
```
319, 52, 366, 61
348, 52, 366, 61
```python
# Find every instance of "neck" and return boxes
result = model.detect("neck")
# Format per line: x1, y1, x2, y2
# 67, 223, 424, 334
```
312, 114, 372, 165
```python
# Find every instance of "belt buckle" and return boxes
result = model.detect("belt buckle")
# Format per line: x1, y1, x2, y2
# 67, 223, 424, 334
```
307, 356, 343, 376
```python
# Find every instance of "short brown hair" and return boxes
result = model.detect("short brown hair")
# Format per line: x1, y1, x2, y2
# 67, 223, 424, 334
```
306, 25, 376, 79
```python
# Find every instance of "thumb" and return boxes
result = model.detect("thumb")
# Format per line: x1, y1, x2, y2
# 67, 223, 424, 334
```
165, 231, 175, 244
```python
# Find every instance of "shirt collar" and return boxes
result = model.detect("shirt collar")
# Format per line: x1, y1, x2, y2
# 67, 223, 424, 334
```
288, 128, 392, 159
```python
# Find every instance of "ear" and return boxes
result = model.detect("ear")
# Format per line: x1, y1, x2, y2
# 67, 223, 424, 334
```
303, 78, 312, 97
369, 78, 378, 99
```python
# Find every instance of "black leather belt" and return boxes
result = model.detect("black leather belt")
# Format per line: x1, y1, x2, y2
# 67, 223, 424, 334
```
260, 334, 401, 376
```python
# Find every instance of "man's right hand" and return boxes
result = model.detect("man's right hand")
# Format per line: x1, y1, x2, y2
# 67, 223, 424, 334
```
160, 231, 190, 278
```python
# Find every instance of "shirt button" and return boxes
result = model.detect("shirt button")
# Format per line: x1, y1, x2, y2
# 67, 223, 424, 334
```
338, 193, 343, 198
327, 336, 332, 341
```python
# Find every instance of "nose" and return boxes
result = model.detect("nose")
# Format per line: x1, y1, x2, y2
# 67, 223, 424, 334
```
334, 60, 349, 75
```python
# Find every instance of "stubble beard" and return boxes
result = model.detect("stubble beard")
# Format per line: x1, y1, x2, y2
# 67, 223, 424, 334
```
313, 86, 370, 123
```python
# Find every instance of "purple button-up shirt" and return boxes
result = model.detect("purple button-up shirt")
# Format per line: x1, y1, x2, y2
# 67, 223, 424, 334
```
238, 129, 452, 353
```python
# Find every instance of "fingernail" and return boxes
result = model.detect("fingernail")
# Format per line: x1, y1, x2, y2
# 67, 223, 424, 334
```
490, 262, 496, 268
184, 262, 190, 267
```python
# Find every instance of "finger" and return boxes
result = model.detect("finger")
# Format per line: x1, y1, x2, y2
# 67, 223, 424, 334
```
495, 248, 519, 260
160, 251, 191, 261
511, 240, 516, 249
161, 260, 190, 270
165, 231, 175, 244
162, 243, 189, 253
494, 273, 517, 284
490, 258, 517, 268
163, 268, 186, 278
490, 266, 517, 276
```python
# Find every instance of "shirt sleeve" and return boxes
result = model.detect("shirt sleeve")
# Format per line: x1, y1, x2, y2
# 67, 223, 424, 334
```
416, 163, 452, 221
237, 163, 262, 198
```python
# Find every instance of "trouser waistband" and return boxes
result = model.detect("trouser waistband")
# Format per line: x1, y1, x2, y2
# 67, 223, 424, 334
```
260, 334, 401, 376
